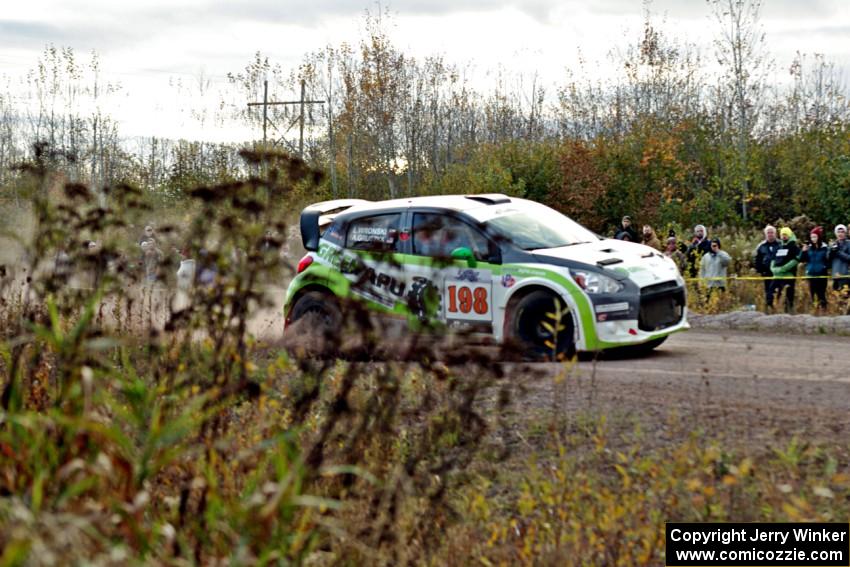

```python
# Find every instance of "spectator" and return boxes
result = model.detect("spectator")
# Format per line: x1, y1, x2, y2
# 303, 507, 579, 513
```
140, 238, 162, 285
754, 225, 781, 309
615, 215, 638, 242
800, 226, 830, 311
699, 238, 731, 294
54, 241, 73, 283
685, 224, 711, 278
668, 229, 689, 257
641, 225, 662, 250
770, 227, 800, 313
176, 247, 196, 292
663, 236, 687, 273
82, 240, 109, 289
139, 224, 157, 245
197, 248, 218, 287
830, 224, 850, 293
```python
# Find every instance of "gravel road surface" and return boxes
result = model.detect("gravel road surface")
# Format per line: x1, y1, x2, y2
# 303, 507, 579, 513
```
510, 329, 850, 450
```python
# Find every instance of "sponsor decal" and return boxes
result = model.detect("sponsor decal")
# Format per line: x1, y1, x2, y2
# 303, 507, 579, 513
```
353, 267, 406, 298
594, 301, 630, 314
515, 267, 547, 277
338, 254, 407, 307
317, 244, 343, 268
501, 273, 516, 288
455, 268, 480, 282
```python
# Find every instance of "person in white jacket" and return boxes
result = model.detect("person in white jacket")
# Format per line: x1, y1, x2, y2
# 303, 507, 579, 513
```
700, 237, 732, 293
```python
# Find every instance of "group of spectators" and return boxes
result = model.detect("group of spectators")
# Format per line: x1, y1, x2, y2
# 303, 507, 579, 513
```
51, 222, 294, 295
613, 215, 850, 312
138, 224, 223, 291
753, 224, 850, 312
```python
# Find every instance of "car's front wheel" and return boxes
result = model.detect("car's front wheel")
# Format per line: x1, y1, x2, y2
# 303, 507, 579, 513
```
505, 290, 576, 361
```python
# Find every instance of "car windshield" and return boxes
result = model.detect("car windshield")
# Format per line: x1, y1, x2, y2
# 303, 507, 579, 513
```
478, 203, 600, 250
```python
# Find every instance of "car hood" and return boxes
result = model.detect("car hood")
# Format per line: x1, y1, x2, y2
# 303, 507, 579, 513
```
531, 239, 682, 288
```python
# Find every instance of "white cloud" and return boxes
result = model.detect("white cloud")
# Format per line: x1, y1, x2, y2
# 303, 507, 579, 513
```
1, 0, 848, 140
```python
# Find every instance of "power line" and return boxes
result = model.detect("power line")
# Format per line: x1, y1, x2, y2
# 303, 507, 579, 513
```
247, 79, 324, 157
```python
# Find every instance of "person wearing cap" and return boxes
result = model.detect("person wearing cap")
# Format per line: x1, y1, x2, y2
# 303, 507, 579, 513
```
615, 215, 638, 242
754, 225, 781, 309
830, 224, 850, 293
685, 224, 711, 278
800, 226, 830, 310
699, 237, 731, 294
664, 236, 687, 273
770, 227, 800, 313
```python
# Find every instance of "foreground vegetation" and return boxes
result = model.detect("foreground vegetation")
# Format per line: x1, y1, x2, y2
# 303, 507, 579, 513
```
0, 149, 847, 565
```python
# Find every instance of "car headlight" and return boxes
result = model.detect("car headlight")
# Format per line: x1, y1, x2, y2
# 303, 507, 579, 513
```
571, 269, 624, 294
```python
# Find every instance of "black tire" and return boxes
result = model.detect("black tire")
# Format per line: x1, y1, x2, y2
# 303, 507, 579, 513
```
288, 290, 343, 349
505, 290, 575, 361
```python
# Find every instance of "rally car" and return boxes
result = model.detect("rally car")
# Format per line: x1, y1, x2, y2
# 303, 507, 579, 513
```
284, 194, 688, 358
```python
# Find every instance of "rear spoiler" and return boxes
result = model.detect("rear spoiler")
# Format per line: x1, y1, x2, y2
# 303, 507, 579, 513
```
300, 199, 370, 251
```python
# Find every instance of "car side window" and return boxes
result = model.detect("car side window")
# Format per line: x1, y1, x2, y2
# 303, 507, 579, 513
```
412, 213, 490, 260
346, 214, 402, 252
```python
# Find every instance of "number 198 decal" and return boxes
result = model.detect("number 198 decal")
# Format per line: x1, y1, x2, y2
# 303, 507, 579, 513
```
446, 283, 491, 319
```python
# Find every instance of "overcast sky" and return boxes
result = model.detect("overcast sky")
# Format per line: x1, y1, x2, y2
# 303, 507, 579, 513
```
2, 0, 848, 141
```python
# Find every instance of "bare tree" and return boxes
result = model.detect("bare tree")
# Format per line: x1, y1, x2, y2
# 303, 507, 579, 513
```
709, 0, 770, 220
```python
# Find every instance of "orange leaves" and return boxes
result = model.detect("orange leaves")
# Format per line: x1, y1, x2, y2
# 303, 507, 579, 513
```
553, 139, 609, 230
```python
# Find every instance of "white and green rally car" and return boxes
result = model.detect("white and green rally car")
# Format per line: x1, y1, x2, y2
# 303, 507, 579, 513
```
284, 194, 688, 358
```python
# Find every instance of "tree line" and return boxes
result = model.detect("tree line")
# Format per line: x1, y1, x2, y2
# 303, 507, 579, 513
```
1, 1, 848, 231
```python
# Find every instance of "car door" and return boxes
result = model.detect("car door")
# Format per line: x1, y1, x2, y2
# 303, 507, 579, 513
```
340, 212, 407, 314
403, 211, 499, 333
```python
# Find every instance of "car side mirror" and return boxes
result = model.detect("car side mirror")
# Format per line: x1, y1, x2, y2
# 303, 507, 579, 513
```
451, 246, 477, 268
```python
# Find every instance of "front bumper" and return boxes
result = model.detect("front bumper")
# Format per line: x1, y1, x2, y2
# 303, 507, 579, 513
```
589, 281, 688, 349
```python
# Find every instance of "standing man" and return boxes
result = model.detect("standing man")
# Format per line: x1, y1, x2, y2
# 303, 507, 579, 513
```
615, 215, 638, 242
770, 227, 800, 313
686, 224, 711, 278
754, 225, 780, 310
699, 238, 732, 294
830, 224, 850, 294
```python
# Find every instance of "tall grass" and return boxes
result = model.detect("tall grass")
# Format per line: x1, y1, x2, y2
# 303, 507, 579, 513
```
0, 144, 515, 565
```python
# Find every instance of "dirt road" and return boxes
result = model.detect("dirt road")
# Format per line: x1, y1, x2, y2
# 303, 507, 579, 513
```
510, 329, 850, 451
578, 329, 849, 384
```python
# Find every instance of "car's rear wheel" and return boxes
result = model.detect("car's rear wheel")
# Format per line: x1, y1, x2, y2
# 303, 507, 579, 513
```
505, 290, 576, 361
288, 290, 343, 351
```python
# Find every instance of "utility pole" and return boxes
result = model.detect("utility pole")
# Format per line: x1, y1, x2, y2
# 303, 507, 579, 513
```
247, 80, 325, 158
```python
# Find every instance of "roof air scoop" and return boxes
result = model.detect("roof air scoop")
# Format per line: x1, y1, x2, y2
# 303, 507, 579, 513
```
464, 194, 511, 205
597, 257, 623, 266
